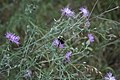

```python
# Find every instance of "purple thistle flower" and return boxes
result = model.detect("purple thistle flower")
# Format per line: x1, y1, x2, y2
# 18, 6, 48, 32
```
80, 7, 89, 17
23, 70, 32, 78
59, 43, 64, 48
5, 32, 20, 45
52, 39, 64, 48
88, 33, 94, 43
85, 20, 90, 28
61, 7, 74, 17
65, 51, 72, 62
104, 72, 116, 80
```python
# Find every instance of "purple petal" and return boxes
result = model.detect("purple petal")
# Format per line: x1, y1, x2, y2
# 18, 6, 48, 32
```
59, 43, 64, 48
52, 39, 64, 48
24, 70, 32, 78
88, 33, 94, 43
80, 7, 89, 17
85, 20, 90, 28
52, 39, 59, 46
5, 32, 20, 45
107, 72, 112, 77
104, 72, 116, 80
65, 51, 72, 61
61, 7, 74, 17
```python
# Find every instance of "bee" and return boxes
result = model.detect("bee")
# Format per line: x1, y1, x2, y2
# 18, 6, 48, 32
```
57, 36, 64, 44
52, 36, 65, 48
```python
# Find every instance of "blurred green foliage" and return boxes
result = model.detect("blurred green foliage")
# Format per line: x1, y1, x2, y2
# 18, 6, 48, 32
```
0, 0, 120, 79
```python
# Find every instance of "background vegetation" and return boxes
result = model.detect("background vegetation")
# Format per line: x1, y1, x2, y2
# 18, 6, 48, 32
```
0, 0, 120, 80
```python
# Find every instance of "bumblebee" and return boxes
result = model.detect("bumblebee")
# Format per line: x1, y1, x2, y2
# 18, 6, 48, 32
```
58, 36, 64, 44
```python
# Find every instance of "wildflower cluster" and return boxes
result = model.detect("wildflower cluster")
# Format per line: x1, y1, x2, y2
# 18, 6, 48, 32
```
51, 6, 117, 79
52, 6, 94, 61
2, 2, 118, 79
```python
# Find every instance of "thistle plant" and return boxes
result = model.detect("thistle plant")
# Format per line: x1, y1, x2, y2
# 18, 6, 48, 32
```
0, 0, 119, 80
